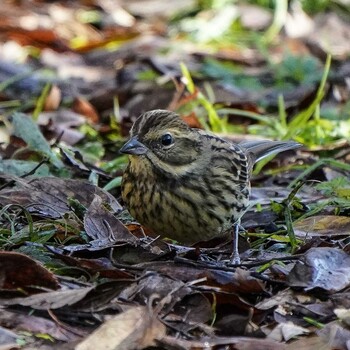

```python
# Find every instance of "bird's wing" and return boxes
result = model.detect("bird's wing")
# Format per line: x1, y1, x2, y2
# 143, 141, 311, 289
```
239, 140, 302, 164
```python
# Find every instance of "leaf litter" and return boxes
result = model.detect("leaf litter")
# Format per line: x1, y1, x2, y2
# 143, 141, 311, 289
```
0, 0, 349, 349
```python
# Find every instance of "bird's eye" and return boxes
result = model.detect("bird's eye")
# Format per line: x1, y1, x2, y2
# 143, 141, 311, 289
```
160, 133, 173, 146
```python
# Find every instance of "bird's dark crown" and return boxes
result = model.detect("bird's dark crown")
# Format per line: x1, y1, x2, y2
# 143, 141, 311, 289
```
131, 110, 189, 139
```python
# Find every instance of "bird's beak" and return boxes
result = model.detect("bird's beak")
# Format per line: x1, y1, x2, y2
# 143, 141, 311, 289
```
120, 136, 148, 155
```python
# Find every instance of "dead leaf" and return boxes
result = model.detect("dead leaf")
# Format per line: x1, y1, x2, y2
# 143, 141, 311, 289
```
267, 322, 310, 342
38, 109, 86, 145
0, 176, 122, 219
72, 97, 99, 124
135, 262, 266, 294
294, 215, 350, 239
287, 335, 332, 350
84, 195, 136, 243
330, 292, 350, 309
334, 308, 350, 328
0, 309, 82, 341
288, 247, 350, 293
75, 305, 166, 350
0, 286, 94, 310
170, 293, 212, 325
182, 112, 203, 128
0, 324, 19, 350
44, 84, 62, 111
160, 335, 287, 350
119, 273, 190, 305
308, 13, 350, 59
0, 251, 59, 292
9, 28, 69, 51
256, 288, 296, 311
214, 313, 251, 337
46, 246, 134, 279
317, 321, 350, 350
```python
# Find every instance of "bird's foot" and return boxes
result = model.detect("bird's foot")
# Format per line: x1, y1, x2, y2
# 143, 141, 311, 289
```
230, 252, 241, 265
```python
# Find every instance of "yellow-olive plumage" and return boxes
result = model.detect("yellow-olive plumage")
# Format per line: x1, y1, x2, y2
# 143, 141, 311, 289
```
120, 110, 301, 261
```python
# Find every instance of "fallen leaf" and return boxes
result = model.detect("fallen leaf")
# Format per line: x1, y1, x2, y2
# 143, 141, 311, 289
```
170, 293, 212, 325
75, 305, 166, 350
38, 109, 86, 145
0, 176, 122, 219
256, 288, 296, 310
160, 335, 287, 350
317, 321, 350, 350
0, 251, 59, 292
72, 97, 99, 124
334, 308, 350, 328
309, 12, 350, 59
135, 262, 266, 294
0, 309, 82, 341
0, 324, 19, 350
46, 246, 134, 279
84, 195, 136, 243
287, 334, 332, 350
119, 273, 190, 305
294, 215, 350, 238
44, 84, 62, 111
0, 286, 94, 310
288, 247, 350, 293
268, 322, 310, 342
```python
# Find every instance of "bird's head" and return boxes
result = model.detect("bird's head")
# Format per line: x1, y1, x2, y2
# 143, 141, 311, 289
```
120, 110, 208, 176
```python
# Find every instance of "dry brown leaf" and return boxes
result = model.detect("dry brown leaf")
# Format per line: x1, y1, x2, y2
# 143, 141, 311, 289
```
0, 176, 122, 219
119, 273, 190, 305
294, 215, 350, 238
169, 293, 212, 325
0, 286, 94, 310
44, 84, 62, 111
72, 97, 99, 124
0, 251, 59, 292
46, 247, 134, 279
84, 195, 136, 243
75, 305, 166, 350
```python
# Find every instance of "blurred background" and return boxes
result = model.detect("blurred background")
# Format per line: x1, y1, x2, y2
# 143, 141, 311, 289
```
0, 0, 349, 153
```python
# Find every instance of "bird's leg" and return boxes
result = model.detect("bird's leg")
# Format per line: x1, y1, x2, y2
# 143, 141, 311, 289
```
230, 219, 241, 265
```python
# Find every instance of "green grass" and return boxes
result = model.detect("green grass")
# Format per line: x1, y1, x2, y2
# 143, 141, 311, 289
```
180, 53, 336, 151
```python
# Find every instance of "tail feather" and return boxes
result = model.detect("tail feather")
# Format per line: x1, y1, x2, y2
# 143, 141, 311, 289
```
239, 140, 302, 164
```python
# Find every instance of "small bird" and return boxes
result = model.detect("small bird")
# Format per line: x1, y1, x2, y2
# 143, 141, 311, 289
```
120, 110, 301, 263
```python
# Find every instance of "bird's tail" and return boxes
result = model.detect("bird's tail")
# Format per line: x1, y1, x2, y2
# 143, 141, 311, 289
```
239, 140, 302, 164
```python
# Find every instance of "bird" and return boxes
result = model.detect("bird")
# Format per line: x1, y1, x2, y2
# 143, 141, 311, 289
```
120, 109, 301, 264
